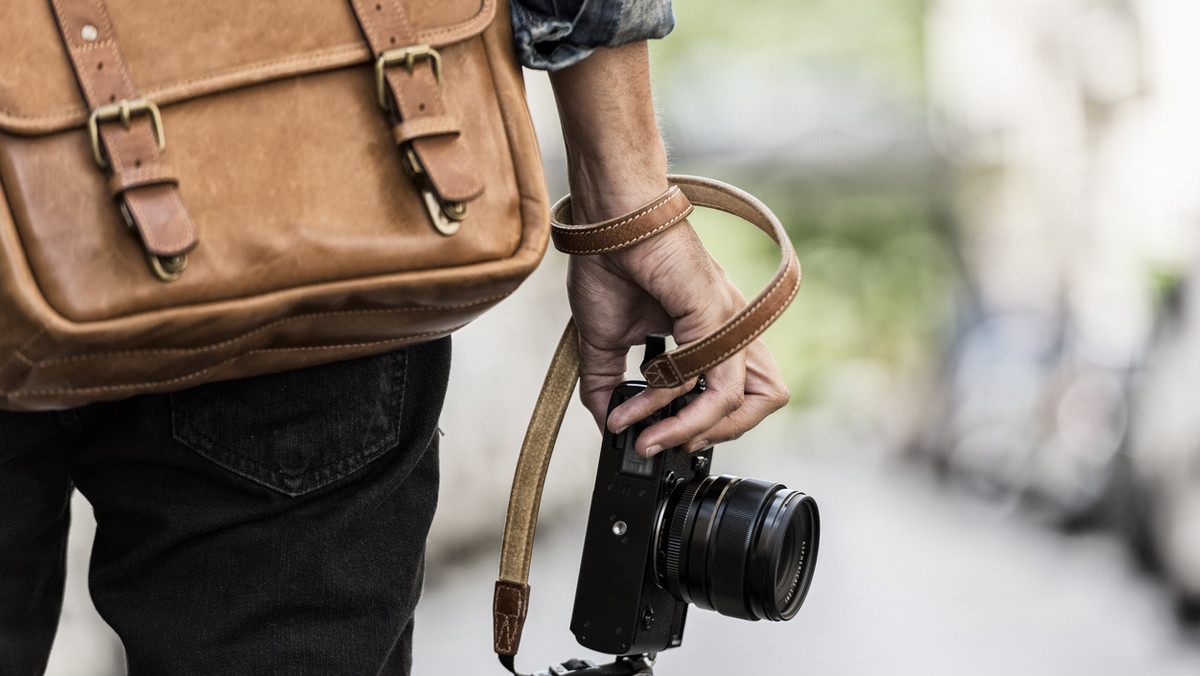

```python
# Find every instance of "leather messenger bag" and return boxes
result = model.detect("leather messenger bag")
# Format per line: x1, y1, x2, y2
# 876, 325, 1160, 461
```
0, 0, 549, 411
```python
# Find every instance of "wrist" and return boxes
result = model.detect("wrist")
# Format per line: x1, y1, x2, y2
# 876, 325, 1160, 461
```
565, 163, 670, 223
550, 41, 670, 222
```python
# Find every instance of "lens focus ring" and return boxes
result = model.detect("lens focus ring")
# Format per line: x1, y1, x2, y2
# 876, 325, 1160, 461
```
663, 479, 704, 596
709, 479, 769, 618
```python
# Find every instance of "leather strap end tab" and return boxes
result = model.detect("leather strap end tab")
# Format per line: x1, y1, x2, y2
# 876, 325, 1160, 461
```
641, 353, 684, 390
550, 185, 693, 255
493, 579, 530, 657
123, 185, 200, 258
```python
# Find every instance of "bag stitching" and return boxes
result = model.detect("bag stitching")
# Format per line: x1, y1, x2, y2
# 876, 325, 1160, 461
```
8, 322, 463, 399
14, 293, 508, 368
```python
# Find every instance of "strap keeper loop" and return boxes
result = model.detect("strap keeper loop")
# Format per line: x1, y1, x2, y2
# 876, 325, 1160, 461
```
107, 166, 180, 199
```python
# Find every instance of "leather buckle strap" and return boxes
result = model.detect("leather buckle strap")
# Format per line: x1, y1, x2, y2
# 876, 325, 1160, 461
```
48, 0, 198, 280
375, 44, 444, 110
87, 98, 165, 169
494, 176, 799, 666
346, 0, 484, 234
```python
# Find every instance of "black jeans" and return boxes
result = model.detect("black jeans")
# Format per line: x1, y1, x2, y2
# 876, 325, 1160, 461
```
0, 338, 450, 675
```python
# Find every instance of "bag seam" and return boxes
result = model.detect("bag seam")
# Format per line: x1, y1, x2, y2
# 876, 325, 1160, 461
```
6, 322, 463, 400
1, 0, 496, 130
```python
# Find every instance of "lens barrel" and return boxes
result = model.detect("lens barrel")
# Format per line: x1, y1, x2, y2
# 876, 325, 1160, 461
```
660, 475, 819, 622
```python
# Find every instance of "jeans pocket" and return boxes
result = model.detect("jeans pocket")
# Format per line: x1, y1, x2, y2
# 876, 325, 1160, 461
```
170, 350, 407, 496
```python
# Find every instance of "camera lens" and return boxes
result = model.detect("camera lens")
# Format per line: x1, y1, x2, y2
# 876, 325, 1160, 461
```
659, 475, 819, 622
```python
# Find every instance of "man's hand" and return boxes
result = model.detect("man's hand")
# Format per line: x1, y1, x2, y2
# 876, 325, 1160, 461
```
568, 219, 790, 456
550, 42, 789, 456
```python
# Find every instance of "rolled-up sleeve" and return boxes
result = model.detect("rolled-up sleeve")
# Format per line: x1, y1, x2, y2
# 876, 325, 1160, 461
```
510, 0, 675, 71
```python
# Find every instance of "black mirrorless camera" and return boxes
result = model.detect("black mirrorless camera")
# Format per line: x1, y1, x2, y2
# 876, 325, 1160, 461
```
569, 345, 820, 657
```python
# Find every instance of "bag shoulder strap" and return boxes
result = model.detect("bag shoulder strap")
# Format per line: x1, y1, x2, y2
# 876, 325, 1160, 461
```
493, 175, 800, 665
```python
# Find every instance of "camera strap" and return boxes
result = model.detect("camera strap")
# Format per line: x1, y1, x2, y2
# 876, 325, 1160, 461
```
493, 175, 799, 674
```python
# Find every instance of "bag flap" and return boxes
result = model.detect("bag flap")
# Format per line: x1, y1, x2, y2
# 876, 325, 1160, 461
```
0, 0, 497, 135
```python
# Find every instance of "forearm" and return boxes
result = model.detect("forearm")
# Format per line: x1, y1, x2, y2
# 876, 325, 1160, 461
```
548, 41, 670, 223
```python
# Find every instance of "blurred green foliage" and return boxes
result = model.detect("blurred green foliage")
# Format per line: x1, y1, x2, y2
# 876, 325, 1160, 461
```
653, 0, 929, 96
651, 0, 954, 405
689, 183, 956, 405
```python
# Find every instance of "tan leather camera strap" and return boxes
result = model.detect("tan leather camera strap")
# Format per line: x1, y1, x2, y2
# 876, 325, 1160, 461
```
494, 176, 800, 667
48, 0, 198, 270
552, 175, 802, 388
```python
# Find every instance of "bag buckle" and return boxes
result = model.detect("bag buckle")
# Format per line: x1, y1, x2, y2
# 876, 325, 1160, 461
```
88, 98, 165, 170
375, 44, 443, 111
402, 147, 467, 236
118, 202, 188, 282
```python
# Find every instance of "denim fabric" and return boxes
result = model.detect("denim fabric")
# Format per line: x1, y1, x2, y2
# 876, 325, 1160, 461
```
0, 338, 450, 676
511, 0, 675, 70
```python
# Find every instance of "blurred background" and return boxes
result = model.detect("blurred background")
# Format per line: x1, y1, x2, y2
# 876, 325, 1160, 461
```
48, 0, 1200, 674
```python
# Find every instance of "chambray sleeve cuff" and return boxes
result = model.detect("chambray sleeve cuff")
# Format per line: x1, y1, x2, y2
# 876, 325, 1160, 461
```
510, 0, 675, 71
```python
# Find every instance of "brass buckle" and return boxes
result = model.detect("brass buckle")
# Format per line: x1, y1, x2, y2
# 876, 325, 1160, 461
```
375, 45, 443, 111
88, 98, 165, 170
402, 147, 466, 236
146, 253, 188, 282
119, 202, 187, 282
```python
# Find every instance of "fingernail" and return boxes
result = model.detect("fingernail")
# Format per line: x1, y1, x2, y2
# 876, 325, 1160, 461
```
688, 440, 711, 453
644, 444, 663, 457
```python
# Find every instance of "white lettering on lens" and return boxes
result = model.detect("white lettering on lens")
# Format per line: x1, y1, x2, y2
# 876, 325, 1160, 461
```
782, 541, 807, 606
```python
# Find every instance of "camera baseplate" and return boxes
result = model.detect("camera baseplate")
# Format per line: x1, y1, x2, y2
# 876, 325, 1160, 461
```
534, 655, 655, 676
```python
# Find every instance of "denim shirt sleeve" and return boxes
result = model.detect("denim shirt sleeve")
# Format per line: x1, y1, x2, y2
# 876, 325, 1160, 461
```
510, 0, 675, 71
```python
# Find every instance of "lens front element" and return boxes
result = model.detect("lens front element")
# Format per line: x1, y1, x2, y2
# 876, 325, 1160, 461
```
659, 475, 820, 622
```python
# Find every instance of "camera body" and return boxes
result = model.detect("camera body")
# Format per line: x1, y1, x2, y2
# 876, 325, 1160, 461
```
570, 379, 820, 657
570, 381, 704, 655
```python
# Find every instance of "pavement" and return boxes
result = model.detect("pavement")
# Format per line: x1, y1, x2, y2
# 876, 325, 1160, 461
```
413, 420, 1200, 676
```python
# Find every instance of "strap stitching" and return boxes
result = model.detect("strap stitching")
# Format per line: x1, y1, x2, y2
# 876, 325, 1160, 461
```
644, 260, 799, 386
554, 206, 691, 255
493, 582, 527, 654
553, 186, 680, 235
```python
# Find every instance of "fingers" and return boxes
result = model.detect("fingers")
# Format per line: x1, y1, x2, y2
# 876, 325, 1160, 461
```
606, 339, 789, 457
672, 341, 789, 452
569, 221, 788, 452
608, 352, 744, 433
576, 332, 636, 429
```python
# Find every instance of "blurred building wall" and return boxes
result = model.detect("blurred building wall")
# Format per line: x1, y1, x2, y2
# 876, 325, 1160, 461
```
927, 0, 1200, 363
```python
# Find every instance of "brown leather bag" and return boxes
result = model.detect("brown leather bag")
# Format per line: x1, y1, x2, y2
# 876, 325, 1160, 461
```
0, 0, 549, 411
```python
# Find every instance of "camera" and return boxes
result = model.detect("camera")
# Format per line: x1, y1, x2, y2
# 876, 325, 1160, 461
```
569, 360, 820, 656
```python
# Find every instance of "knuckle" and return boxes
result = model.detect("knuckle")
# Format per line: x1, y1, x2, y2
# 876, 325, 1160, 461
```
715, 386, 744, 417
722, 388, 746, 414
770, 383, 790, 410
